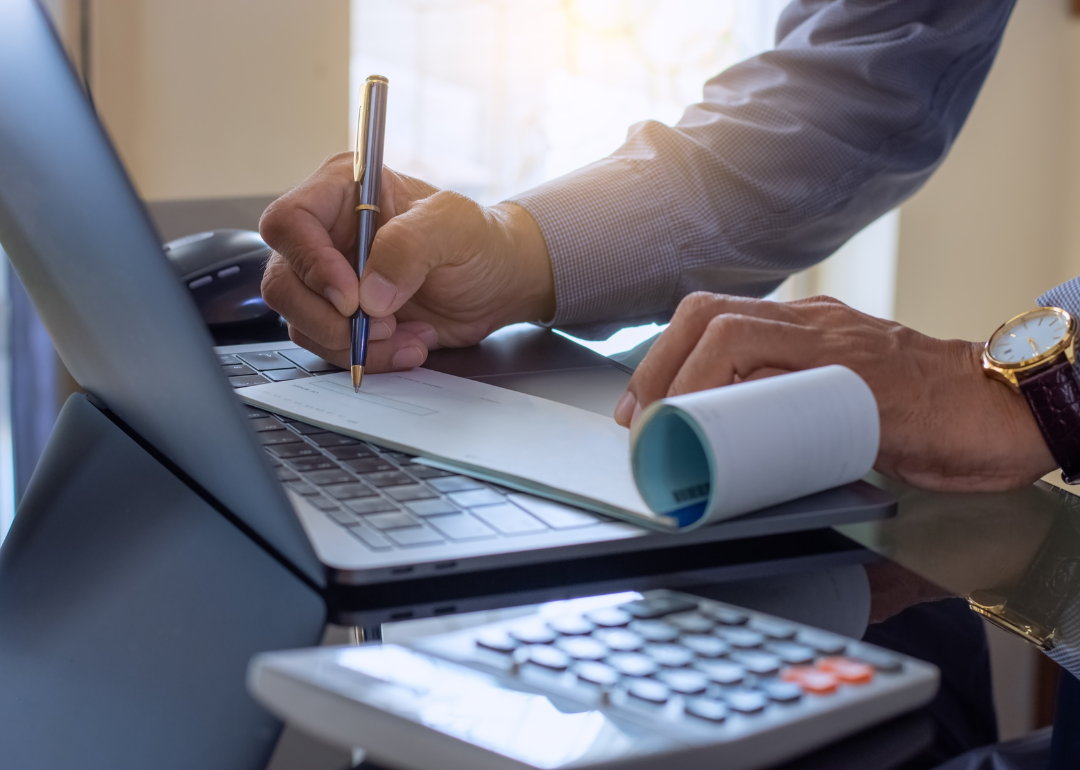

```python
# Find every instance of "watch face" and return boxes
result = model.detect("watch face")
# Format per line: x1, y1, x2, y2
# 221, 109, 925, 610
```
988, 308, 1071, 365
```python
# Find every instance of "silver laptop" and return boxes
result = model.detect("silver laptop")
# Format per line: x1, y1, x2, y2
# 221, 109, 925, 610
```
0, 0, 894, 594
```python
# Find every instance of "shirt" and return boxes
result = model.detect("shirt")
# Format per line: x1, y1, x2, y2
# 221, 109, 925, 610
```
509, 0, 1017, 339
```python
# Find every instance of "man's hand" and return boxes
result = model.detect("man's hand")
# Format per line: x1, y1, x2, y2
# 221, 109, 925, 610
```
260, 153, 555, 371
613, 293, 1056, 492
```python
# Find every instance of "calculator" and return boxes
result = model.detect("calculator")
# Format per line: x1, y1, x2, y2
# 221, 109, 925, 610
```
248, 590, 939, 770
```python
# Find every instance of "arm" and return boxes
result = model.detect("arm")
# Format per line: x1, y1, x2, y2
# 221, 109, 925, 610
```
512, 0, 1016, 336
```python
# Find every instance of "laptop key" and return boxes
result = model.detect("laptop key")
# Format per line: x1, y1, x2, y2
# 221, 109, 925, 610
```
447, 489, 505, 508
386, 526, 445, 547
269, 443, 322, 459
426, 512, 496, 541
405, 499, 459, 516
237, 351, 296, 371
344, 498, 399, 515
219, 354, 242, 365
321, 507, 358, 526
366, 512, 422, 530
258, 431, 300, 445
329, 445, 376, 460
281, 349, 341, 373
383, 484, 438, 502
265, 368, 312, 382
428, 476, 484, 493
286, 480, 319, 496
345, 523, 393, 551
223, 363, 256, 377
288, 457, 337, 472
362, 471, 413, 488
469, 503, 547, 535
249, 417, 287, 433
230, 374, 270, 388
308, 496, 341, 512
289, 422, 329, 435
308, 432, 361, 447
508, 494, 600, 529
305, 469, 354, 486
324, 482, 377, 500
407, 464, 453, 480
345, 457, 395, 474
243, 406, 271, 419
274, 467, 300, 482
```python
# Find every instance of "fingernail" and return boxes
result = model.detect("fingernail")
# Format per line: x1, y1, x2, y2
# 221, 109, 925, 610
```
359, 272, 397, 315
614, 391, 636, 425
324, 286, 349, 316
392, 345, 425, 370
415, 325, 438, 348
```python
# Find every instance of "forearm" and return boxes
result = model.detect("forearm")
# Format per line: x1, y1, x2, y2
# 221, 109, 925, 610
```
510, 0, 1015, 336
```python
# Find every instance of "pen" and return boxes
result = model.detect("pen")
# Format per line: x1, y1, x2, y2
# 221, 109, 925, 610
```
352, 74, 389, 391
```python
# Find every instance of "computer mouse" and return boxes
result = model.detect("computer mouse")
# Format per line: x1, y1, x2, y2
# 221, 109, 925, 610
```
164, 228, 288, 344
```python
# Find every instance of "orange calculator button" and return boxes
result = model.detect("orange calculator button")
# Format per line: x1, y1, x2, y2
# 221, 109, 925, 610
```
781, 666, 838, 695
817, 657, 874, 685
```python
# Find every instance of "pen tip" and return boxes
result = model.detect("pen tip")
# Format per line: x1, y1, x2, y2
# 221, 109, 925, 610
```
352, 365, 364, 392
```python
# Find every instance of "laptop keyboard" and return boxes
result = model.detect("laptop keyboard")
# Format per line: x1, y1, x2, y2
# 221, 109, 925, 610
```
225, 348, 605, 552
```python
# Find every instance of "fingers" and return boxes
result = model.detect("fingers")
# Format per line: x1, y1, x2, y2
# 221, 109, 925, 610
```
288, 320, 437, 374
262, 252, 396, 350
260, 152, 361, 317
617, 294, 801, 424
358, 190, 482, 317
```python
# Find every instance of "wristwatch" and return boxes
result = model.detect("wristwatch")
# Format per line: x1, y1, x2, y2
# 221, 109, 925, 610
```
983, 306, 1080, 484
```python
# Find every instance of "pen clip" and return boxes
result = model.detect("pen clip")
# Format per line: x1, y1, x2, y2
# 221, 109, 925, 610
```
354, 79, 374, 184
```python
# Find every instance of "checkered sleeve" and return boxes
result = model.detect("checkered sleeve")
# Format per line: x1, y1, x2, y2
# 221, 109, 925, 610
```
1038, 278, 1080, 379
509, 0, 1016, 338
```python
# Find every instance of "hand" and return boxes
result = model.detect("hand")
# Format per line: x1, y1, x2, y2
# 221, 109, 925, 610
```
613, 293, 1056, 492
259, 153, 555, 371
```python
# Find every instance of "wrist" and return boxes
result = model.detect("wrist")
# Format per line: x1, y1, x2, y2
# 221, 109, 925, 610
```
490, 202, 555, 326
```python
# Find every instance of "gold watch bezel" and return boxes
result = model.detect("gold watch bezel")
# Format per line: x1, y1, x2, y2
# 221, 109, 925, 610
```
982, 307, 1077, 390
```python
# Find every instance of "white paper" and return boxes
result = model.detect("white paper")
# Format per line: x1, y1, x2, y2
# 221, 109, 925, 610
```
238, 369, 668, 528
631, 366, 879, 528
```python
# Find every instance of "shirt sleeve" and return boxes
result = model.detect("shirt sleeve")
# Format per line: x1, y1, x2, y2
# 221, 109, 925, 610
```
509, 0, 1016, 339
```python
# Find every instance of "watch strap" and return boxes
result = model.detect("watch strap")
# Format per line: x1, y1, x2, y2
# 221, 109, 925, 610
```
1018, 358, 1080, 484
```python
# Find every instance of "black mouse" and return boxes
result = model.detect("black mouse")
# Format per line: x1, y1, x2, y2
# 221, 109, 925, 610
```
164, 228, 288, 345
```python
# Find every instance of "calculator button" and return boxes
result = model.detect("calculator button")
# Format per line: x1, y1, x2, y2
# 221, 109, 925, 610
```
685, 697, 728, 723
518, 645, 570, 672
509, 623, 557, 646
761, 681, 803, 703
723, 689, 769, 714
782, 666, 839, 695
817, 657, 875, 685
680, 635, 729, 659
629, 620, 680, 643
620, 595, 698, 619
797, 630, 848, 656
695, 660, 746, 686
575, 661, 621, 688
657, 669, 708, 695
748, 617, 797, 640
476, 629, 519, 654
846, 644, 903, 673
586, 607, 633, 627
627, 679, 670, 704
644, 644, 694, 668
555, 637, 608, 661
715, 627, 765, 649
607, 653, 659, 678
729, 651, 782, 676
703, 606, 749, 626
549, 615, 596, 636
665, 612, 715, 634
766, 642, 816, 666
594, 629, 644, 652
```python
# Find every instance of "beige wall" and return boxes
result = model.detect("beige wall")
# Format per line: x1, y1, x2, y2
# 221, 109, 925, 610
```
75, 0, 350, 201
895, 1, 1080, 342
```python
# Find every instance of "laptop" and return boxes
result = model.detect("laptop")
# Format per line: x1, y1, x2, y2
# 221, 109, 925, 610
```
0, 0, 895, 594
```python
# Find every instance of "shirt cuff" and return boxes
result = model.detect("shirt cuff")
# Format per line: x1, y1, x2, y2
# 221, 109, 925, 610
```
506, 146, 683, 332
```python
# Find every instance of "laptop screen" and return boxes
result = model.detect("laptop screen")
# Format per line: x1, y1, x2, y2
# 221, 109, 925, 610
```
0, 0, 323, 586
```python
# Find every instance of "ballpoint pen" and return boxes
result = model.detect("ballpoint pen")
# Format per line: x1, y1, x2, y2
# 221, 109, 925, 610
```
352, 74, 389, 391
